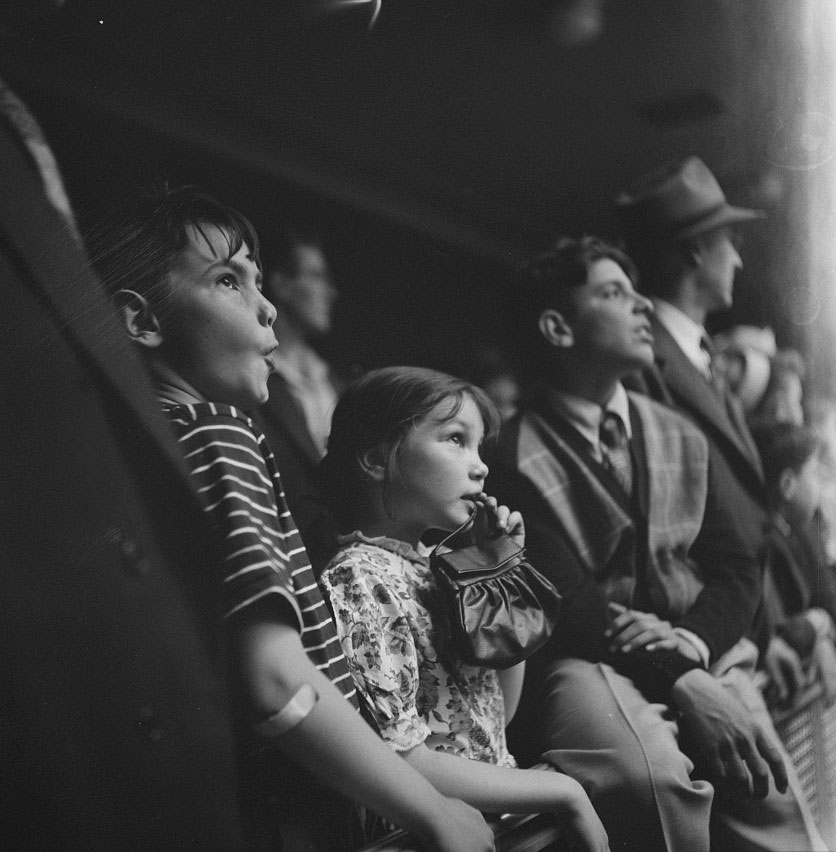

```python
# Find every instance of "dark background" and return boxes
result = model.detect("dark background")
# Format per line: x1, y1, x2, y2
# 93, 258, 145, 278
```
1, 0, 827, 376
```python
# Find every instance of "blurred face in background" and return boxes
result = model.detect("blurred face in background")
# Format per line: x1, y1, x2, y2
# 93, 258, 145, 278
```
761, 372, 805, 427
271, 244, 338, 337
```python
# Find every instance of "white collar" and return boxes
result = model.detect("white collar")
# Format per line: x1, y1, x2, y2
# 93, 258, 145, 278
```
547, 382, 632, 461
652, 298, 712, 376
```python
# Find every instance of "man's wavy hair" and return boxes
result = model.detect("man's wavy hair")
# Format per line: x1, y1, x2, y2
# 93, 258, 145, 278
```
508, 235, 638, 376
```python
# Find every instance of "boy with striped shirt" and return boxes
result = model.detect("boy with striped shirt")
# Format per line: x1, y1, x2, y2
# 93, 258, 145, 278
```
88, 186, 492, 852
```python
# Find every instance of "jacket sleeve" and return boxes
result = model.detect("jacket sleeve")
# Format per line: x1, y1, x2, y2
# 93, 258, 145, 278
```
673, 456, 762, 663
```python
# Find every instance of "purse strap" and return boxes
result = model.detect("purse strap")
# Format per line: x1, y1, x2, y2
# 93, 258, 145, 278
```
430, 505, 479, 561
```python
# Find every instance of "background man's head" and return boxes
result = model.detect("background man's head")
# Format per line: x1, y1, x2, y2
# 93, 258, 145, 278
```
260, 228, 337, 338
753, 422, 822, 521
616, 157, 763, 310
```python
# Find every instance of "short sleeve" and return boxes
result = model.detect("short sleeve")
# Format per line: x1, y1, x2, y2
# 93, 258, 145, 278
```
321, 553, 431, 752
168, 406, 303, 628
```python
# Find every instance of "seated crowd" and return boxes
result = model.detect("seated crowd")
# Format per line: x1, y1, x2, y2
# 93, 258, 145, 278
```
6, 85, 836, 851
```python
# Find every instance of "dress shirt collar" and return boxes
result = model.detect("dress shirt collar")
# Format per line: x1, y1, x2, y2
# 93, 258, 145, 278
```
545, 382, 632, 462
652, 298, 712, 377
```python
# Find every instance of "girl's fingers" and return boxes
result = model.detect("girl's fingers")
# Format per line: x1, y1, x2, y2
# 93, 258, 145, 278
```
507, 510, 524, 533
495, 505, 510, 529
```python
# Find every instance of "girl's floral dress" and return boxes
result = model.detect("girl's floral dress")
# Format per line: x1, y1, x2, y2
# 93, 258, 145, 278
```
320, 532, 515, 766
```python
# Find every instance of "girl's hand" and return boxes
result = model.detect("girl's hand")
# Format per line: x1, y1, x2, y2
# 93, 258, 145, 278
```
605, 603, 679, 655
555, 775, 609, 852
567, 793, 610, 852
427, 796, 496, 852
477, 493, 525, 549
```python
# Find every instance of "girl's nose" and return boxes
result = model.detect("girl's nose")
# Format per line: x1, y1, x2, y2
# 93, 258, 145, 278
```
471, 456, 489, 481
633, 291, 653, 314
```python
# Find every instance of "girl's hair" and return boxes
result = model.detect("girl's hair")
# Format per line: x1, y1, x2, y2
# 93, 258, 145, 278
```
84, 184, 260, 321
321, 366, 500, 529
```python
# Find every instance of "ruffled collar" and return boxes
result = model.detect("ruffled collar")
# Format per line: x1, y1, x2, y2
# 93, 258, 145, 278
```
337, 530, 429, 564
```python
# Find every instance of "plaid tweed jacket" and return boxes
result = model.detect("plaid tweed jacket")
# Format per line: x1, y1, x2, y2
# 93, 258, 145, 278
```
490, 383, 760, 671
510, 389, 709, 619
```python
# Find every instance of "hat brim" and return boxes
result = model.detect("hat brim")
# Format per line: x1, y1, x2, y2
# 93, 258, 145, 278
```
675, 204, 765, 242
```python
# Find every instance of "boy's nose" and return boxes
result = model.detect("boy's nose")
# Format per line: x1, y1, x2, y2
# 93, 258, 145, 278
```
259, 292, 277, 327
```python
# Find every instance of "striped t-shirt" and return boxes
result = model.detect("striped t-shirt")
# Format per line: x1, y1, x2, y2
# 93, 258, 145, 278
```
163, 401, 358, 707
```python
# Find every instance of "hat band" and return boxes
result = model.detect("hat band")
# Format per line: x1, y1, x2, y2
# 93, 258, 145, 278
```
659, 200, 728, 242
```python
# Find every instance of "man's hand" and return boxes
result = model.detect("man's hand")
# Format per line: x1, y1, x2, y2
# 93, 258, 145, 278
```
671, 668, 788, 802
763, 635, 804, 705
606, 603, 679, 654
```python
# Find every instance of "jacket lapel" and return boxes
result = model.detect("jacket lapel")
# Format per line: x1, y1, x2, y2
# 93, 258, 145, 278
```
0, 128, 191, 479
650, 316, 763, 481
260, 376, 323, 467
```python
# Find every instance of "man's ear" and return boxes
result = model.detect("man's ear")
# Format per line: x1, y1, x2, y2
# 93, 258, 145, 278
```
778, 468, 797, 503
685, 237, 704, 268
538, 307, 574, 350
358, 447, 387, 482
114, 289, 163, 349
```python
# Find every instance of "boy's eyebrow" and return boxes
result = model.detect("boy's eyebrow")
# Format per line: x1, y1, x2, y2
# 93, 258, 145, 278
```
203, 256, 262, 286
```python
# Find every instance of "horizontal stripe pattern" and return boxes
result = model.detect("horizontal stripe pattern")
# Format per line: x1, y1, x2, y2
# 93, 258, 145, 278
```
164, 402, 357, 708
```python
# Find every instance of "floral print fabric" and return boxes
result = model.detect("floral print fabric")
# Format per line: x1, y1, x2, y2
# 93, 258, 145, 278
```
320, 533, 515, 766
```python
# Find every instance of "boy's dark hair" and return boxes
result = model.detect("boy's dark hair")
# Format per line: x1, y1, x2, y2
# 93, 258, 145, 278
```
509, 235, 638, 375
85, 184, 260, 320
320, 366, 500, 531
751, 422, 821, 494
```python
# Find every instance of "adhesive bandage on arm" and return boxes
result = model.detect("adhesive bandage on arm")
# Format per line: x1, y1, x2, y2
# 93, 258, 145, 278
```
253, 683, 319, 738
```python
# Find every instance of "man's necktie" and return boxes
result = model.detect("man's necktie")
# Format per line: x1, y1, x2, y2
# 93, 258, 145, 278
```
699, 333, 724, 394
599, 411, 633, 497
700, 334, 763, 470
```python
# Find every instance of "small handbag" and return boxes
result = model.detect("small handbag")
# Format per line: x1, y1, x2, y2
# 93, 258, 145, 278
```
429, 507, 561, 669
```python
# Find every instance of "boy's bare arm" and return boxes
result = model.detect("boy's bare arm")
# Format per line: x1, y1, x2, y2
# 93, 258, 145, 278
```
231, 614, 495, 852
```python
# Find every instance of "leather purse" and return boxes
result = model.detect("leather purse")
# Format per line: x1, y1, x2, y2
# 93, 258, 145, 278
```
429, 507, 561, 669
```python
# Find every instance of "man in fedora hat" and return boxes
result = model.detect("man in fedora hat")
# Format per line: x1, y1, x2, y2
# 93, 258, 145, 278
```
617, 156, 767, 555
618, 156, 825, 852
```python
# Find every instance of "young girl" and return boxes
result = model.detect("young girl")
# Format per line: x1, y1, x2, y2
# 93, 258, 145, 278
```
319, 366, 609, 852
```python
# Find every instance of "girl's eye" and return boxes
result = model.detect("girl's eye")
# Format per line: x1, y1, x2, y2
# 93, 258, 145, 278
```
218, 275, 238, 289
448, 433, 464, 446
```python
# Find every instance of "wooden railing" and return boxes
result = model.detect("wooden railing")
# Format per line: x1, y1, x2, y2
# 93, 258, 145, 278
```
358, 675, 836, 851
769, 679, 836, 849
357, 812, 562, 852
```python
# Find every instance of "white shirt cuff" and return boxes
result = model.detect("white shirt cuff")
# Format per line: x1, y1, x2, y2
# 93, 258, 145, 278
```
673, 627, 711, 668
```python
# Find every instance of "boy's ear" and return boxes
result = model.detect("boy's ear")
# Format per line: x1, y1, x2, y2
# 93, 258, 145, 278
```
358, 447, 387, 482
538, 307, 574, 350
778, 468, 797, 503
114, 289, 164, 349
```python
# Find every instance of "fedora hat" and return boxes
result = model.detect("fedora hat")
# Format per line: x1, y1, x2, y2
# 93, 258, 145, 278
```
616, 156, 764, 248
